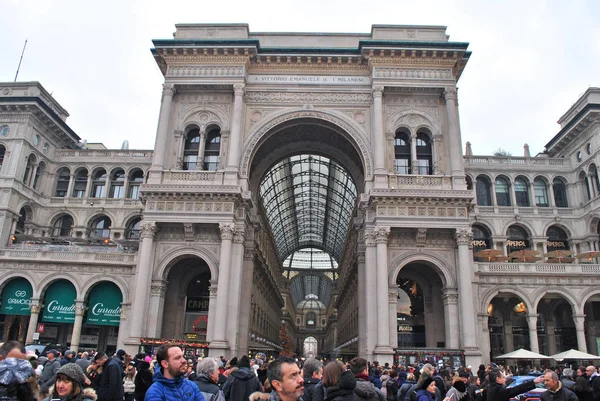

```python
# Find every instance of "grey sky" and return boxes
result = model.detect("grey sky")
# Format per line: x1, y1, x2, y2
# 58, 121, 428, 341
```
1, 0, 599, 156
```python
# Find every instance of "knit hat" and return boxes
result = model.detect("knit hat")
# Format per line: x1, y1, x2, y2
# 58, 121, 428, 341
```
116, 349, 127, 358
56, 363, 87, 386
239, 355, 251, 369
420, 377, 434, 391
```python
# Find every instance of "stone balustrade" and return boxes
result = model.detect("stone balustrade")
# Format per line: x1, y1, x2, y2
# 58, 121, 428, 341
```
0, 248, 137, 266
463, 156, 569, 168
54, 149, 153, 160
161, 170, 224, 184
389, 174, 452, 190
477, 262, 600, 274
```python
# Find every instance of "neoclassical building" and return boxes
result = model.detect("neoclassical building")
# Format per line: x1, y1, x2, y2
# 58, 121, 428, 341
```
0, 24, 598, 366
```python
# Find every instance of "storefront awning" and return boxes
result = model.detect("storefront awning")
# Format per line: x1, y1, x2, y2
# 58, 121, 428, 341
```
86, 282, 122, 326
42, 280, 76, 323
0, 277, 32, 315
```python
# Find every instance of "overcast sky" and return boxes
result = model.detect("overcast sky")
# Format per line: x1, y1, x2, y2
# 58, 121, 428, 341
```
1, 0, 599, 156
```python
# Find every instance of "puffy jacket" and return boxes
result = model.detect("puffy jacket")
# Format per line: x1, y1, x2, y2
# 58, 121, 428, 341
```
415, 390, 437, 401
222, 367, 262, 401
386, 379, 399, 401
0, 358, 34, 401
355, 379, 385, 401
195, 373, 226, 401
398, 380, 416, 401
486, 380, 535, 401
145, 370, 205, 401
540, 384, 578, 401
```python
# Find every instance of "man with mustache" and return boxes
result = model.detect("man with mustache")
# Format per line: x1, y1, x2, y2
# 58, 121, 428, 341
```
268, 356, 305, 401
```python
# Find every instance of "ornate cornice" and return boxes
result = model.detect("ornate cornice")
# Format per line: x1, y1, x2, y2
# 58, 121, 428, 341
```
373, 67, 453, 80
167, 65, 245, 78
244, 91, 372, 104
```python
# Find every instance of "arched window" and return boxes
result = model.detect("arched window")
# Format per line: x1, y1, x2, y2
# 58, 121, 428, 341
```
514, 177, 530, 207
183, 129, 200, 171
546, 226, 569, 252
580, 171, 591, 202
495, 177, 511, 206
394, 130, 411, 174
127, 169, 144, 199
16, 207, 28, 234
33, 161, 45, 190
55, 168, 71, 197
416, 131, 432, 175
91, 169, 107, 198
476, 176, 492, 206
0, 145, 6, 172
534, 178, 549, 207
72, 169, 88, 198
465, 176, 473, 190
89, 215, 111, 238
553, 178, 568, 208
125, 217, 142, 239
591, 164, 600, 195
507, 225, 530, 254
109, 169, 125, 199
52, 214, 74, 237
306, 312, 317, 327
472, 224, 492, 259
23, 154, 36, 185
203, 128, 221, 171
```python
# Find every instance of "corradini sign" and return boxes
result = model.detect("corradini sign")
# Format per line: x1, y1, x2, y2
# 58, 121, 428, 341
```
91, 303, 121, 318
46, 300, 75, 314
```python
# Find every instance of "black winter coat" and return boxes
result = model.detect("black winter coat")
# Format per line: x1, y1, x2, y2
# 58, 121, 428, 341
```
486, 380, 535, 401
96, 358, 125, 401
304, 377, 322, 401
326, 371, 357, 401
540, 386, 578, 401
222, 367, 262, 401
386, 380, 399, 401
134, 362, 154, 401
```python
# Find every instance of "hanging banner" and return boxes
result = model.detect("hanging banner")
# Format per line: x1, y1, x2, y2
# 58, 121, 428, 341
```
85, 282, 122, 326
42, 280, 76, 323
0, 278, 32, 315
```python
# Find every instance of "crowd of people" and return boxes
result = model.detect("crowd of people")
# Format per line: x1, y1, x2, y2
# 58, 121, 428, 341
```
1, 340, 599, 401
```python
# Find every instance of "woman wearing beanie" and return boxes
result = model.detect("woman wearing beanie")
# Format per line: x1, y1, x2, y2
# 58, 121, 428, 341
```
415, 377, 438, 401
45, 363, 97, 401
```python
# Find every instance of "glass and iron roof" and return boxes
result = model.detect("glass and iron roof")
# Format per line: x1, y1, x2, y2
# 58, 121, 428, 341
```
259, 154, 357, 309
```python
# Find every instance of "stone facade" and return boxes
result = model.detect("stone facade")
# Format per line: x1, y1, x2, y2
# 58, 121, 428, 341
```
0, 24, 598, 365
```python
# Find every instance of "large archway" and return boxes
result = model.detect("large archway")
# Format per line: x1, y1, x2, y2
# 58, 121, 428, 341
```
248, 118, 365, 357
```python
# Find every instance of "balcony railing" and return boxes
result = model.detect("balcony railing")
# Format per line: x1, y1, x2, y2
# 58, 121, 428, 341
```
389, 174, 453, 190
463, 156, 569, 168
54, 149, 153, 159
0, 246, 137, 264
477, 262, 600, 274
161, 170, 224, 184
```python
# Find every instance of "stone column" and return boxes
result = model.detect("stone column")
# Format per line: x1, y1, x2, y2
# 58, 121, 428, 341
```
364, 230, 377, 361
444, 88, 465, 187
148, 84, 176, 184
442, 288, 460, 349
227, 229, 245, 356
173, 130, 185, 169
146, 280, 167, 338
478, 313, 491, 363
410, 133, 418, 174
389, 288, 398, 348
504, 321, 514, 352
455, 229, 480, 359
66, 174, 75, 198
70, 301, 87, 353
573, 314, 588, 352
357, 248, 367, 358
128, 221, 156, 338
196, 129, 207, 170
372, 86, 387, 187
84, 174, 93, 198
526, 314, 540, 353
209, 223, 234, 356
490, 180, 498, 207
25, 300, 42, 344
206, 282, 218, 343
226, 84, 245, 171
237, 246, 255, 357
374, 226, 394, 362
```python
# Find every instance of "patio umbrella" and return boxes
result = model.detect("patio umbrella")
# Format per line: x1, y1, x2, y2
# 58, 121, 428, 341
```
494, 348, 550, 360
575, 251, 600, 261
546, 257, 574, 264
546, 250, 574, 258
509, 249, 540, 262
490, 256, 510, 262
549, 349, 600, 360
474, 249, 504, 262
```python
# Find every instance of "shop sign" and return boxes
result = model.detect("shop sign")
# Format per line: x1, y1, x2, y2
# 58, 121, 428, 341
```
512, 326, 529, 334
547, 241, 568, 250
186, 297, 209, 312
0, 278, 32, 315
472, 240, 489, 248
42, 281, 76, 323
554, 327, 576, 334
398, 325, 413, 332
507, 240, 529, 249
86, 282, 122, 326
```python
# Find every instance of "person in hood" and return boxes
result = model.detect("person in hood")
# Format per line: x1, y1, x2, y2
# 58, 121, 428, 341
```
195, 358, 226, 401
45, 363, 97, 401
349, 357, 385, 401
540, 371, 578, 401
321, 361, 356, 401
222, 356, 262, 401
445, 374, 469, 401
145, 344, 205, 401
415, 378, 437, 401
0, 341, 34, 401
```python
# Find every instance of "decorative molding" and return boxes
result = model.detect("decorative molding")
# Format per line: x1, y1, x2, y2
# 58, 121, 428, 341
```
444, 87, 458, 101
140, 221, 157, 239
162, 83, 176, 97
374, 67, 453, 81
244, 91, 373, 104
374, 226, 390, 243
372, 86, 384, 98
364, 230, 376, 247
455, 229, 473, 247
376, 205, 468, 218
233, 83, 245, 97
167, 65, 245, 78
183, 223, 194, 241
219, 223, 235, 241
416, 228, 427, 247
145, 200, 235, 214
177, 94, 232, 103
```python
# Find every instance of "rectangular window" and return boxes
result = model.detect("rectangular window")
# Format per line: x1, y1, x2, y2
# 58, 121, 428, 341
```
183, 155, 198, 170
394, 158, 409, 174
128, 185, 140, 200
92, 185, 105, 198
535, 188, 548, 207
203, 155, 218, 171
110, 185, 124, 199
417, 159, 430, 175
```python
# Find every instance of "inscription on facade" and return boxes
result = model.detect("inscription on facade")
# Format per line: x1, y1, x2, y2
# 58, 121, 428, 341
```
248, 75, 371, 85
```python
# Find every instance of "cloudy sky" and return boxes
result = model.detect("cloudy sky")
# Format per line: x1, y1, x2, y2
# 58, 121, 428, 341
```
1, 0, 599, 156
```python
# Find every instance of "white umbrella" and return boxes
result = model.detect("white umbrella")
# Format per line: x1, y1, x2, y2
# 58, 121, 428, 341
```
494, 348, 550, 359
550, 349, 600, 360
